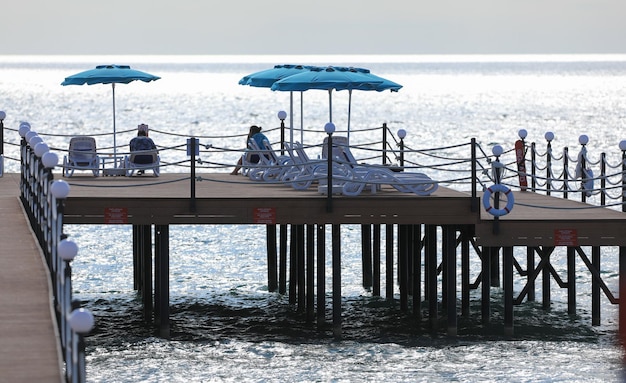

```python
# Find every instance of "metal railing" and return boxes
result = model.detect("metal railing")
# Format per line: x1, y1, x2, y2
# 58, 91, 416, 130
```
500, 130, 626, 212
18, 122, 93, 383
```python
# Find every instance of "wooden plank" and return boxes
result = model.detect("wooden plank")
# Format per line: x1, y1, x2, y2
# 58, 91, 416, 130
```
0, 174, 63, 382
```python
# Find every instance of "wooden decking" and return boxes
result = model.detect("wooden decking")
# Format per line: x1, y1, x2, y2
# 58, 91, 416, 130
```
0, 174, 63, 382
60, 173, 476, 225
59, 172, 626, 247
476, 190, 626, 246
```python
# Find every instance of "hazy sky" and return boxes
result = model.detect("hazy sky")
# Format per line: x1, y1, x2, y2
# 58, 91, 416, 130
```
2, 0, 625, 55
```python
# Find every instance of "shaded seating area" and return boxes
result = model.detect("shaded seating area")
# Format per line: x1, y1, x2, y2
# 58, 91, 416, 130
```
124, 149, 160, 177
62, 136, 100, 177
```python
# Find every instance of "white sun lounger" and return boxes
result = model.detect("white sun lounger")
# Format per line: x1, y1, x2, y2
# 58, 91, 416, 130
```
63, 136, 100, 177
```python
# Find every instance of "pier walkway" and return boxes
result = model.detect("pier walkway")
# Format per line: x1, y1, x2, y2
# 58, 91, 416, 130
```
0, 174, 62, 382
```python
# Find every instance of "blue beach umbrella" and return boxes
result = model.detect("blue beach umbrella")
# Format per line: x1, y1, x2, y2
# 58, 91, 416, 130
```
239, 64, 319, 145
61, 64, 161, 161
239, 64, 316, 87
271, 66, 400, 142
334, 66, 403, 138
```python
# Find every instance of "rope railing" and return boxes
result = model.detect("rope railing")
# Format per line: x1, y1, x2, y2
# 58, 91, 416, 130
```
5, 118, 625, 214
496, 130, 626, 211
17, 122, 93, 383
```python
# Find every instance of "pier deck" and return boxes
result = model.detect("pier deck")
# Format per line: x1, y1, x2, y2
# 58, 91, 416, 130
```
4, 170, 626, 365
60, 173, 626, 247
0, 174, 63, 382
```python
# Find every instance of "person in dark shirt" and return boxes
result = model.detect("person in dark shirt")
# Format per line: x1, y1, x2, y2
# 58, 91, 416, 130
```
130, 129, 156, 152
129, 125, 157, 173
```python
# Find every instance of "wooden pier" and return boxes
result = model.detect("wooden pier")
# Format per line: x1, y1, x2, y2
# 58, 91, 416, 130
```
57, 173, 626, 338
0, 174, 63, 382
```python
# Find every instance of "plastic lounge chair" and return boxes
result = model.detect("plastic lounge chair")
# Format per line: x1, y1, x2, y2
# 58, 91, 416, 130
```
124, 149, 160, 177
324, 136, 438, 196
63, 136, 100, 177
282, 141, 351, 191
281, 142, 318, 187
246, 139, 292, 181
342, 167, 438, 196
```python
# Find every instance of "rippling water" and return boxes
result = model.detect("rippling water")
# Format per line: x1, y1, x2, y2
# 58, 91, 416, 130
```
2, 55, 626, 382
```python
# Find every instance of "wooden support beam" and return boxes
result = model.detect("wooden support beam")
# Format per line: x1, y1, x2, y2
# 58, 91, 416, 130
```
132, 225, 139, 291
361, 224, 372, 290
482, 246, 491, 325
154, 224, 170, 339
504, 246, 514, 336
279, 224, 287, 295
332, 224, 342, 339
398, 224, 408, 311
412, 224, 422, 319
426, 224, 438, 329
567, 247, 576, 315
289, 225, 297, 305
445, 226, 457, 336
461, 226, 470, 317
592, 246, 600, 326
140, 225, 153, 323
306, 224, 315, 322
543, 246, 552, 310
527, 246, 535, 301
385, 224, 394, 300
373, 224, 381, 297
297, 225, 305, 313
266, 225, 278, 293
316, 224, 326, 327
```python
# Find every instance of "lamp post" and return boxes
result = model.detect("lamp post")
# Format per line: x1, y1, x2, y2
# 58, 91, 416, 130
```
517, 129, 528, 191
0, 111, 5, 177
492, 145, 504, 235
18, 123, 31, 196
545, 132, 554, 196
57, 237, 77, 377
618, 140, 626, 210
69, 307, 94, 383
619, 140, 626, 363
579, 134, 589, 201
325, 122, 335, 213
397, 129, 406, 169
278, 110, 287, 155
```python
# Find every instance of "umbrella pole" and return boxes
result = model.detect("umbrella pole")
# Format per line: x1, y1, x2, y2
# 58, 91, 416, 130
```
290, 92, 294, 147
112, 83, 117, 166
328, 89, 333, 123
348, 90, 352, 144
300, 92, 304, 144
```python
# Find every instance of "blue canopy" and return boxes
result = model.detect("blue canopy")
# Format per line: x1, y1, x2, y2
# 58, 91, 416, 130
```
238, 64, 317, 88
61, 64, 161, 86
270, 67, 402, 140
239, 64, 320, 145
270, 66, 384, 92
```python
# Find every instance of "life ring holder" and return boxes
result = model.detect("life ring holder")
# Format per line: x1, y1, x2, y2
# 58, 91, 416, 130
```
482, 184, 515, 217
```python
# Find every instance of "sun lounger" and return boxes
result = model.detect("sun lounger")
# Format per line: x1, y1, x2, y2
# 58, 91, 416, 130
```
245, 138, 292, 181
324, 136, 438, 196
124, 149, 160, 177
63, 136, 100, 177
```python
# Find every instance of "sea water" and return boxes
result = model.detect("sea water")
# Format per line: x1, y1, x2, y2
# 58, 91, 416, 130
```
1, 55, 626, 382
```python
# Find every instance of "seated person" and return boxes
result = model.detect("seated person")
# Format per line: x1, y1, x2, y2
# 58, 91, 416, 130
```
231, 125, 269, 175
129, 124, 157, 165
